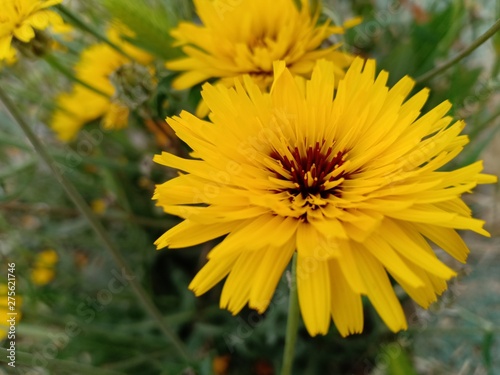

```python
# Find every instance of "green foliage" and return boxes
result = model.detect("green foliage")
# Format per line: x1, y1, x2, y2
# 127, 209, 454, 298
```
383, 344, 418, 375
102, 0, 184, 60
1, 0, 499, 374
376, 1, 466, 83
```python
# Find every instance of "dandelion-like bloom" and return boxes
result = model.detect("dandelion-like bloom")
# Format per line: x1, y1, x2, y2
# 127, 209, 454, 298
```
0, 0, 63, 61
166, 0, 356, 93
51, 26, 152, 141
153, 58, 496, 336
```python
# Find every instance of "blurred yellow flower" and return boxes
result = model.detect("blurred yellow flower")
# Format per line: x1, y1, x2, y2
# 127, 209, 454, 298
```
154, 58, 496, 337
30, 248, 58, 286
0, 284, 22, 341
0, 0, 63, 61
166, 0, 357, 115
50, 21, 73, 37
50, 21, 74, 51
0, 46, 17, 65
91, 198, 107, 214
51, 25, 153, 141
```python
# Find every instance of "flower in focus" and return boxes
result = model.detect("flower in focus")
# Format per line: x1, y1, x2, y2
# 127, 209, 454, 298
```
153, 58, 496, 336
30, 248, 59, 286
0, 284, 22, 341
51, 25, 153, 141
0, 0, 63, 61
166, 0, 358, 115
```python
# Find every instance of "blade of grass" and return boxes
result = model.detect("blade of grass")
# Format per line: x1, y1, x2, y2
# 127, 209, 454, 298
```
482, 330, 494, 375
416, 18, 500, 84
468, 107, 500, 141
56, 4, 134, 60
44, 54, 110, 97
460, 123, 500, 166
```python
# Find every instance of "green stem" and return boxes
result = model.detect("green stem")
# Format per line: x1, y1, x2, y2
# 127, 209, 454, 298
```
415, 18, 500, 84
0, 87, 192, 364
280, 254, 300, 375
55, 5, 134, 60
0, 348, 125, 375
44, 54, 110, 97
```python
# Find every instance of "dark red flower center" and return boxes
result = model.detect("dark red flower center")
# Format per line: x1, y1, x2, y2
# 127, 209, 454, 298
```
270, 141, 347, 199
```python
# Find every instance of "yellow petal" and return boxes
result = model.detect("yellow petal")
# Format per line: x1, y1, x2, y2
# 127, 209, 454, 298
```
14, 23, 35, 42
207, 214, 298, 259
154, 219, 242, 249
380, 219, 456, 279
362, 235, 424, 288
249, 239, 295, 312
336, 241, 366, 294
388, 261, 440, 309
296, 222, 339, 259
0, 36, 13, 60
351, 244, 407, 332
220, 250, 262, 314
414, 224, 469, 263
329, 259, 363, 336
343, 17, 363, 29
297, 255, 331, 336
189, 254, 239, 296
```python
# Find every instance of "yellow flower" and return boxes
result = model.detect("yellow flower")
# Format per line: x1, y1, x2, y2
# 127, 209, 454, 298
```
30, 249, 59, 286
0, 45, 17, 65
51, 25, 153, 141
50, 21, 74, 51
153, 58, 496, 337
91, 198, 107, 214
0, 0, 63, 61
51, 86, 112, 141
0, 284, 22, 341
166, 0, 356, 115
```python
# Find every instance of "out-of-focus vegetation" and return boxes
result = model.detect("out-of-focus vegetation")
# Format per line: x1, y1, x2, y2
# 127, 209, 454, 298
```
0, 0, 498, 374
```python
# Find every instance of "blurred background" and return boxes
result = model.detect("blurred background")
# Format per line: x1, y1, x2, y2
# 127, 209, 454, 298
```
0, 0, 499, 374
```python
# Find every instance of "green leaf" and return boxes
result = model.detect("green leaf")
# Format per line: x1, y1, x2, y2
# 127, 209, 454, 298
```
379, 1, 466, 83
381, 344, 418, 375
482, 330, 494, 374
493, 6, 500, 77
0, 158, 36, 181
447, 65, 482, 112
460, 120, 500, 166
422, 64, 482, 115
411, 1, 465, 77
103, 0, 183, 60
